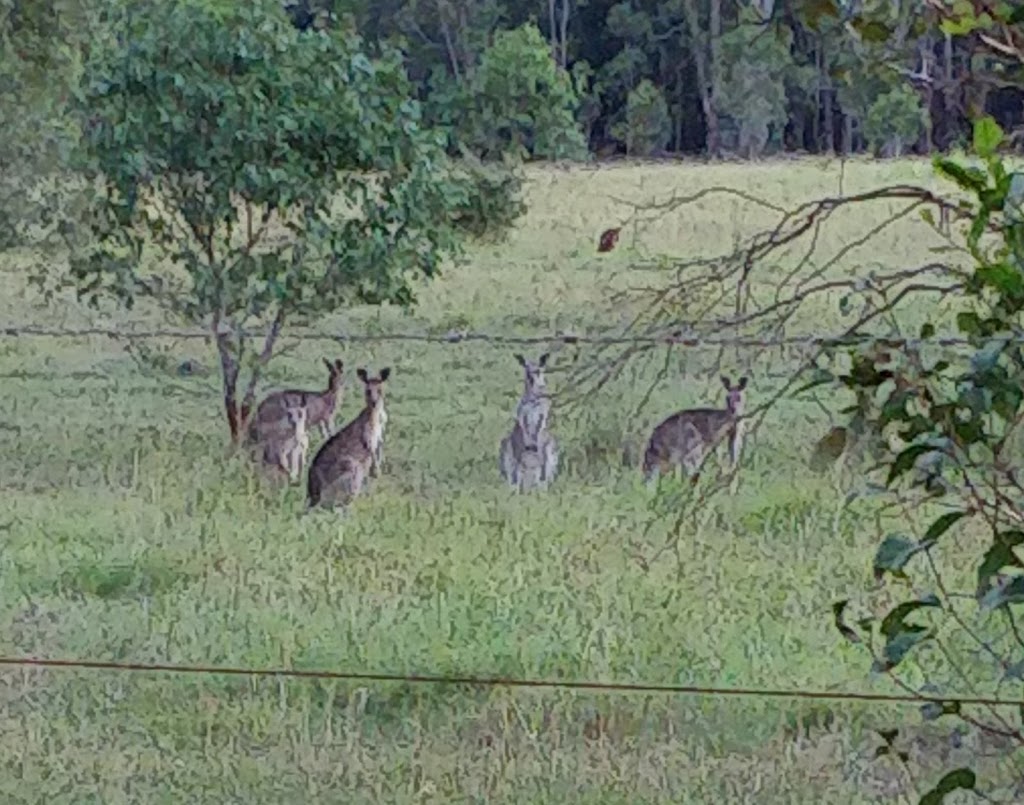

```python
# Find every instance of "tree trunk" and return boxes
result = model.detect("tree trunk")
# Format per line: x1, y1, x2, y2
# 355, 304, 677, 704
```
842, 113, 853, 155
214, 321, 243, 444
238, 309, 286, 430
558, 0, 571, 69
682, 0, 720, 157
214, 311, 285, 444
707, 0, 721, 156
548, 0, 558, 64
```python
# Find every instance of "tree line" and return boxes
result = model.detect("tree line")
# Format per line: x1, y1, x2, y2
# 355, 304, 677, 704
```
293, 0, 1024, 158
4, 1, 1024, 173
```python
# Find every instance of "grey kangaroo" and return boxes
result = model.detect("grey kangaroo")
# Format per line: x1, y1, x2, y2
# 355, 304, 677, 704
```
247, 358, 345, 446
642, 375, 748, 485
306, 367, 390, 510
258, 404, 309, 484
499, 352, 559, 491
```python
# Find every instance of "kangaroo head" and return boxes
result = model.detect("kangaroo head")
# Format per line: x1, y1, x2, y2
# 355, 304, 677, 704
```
285, 404, 307, 431
721, 375, 748, 416
356, 367, 390, 409
514, 352, 549, 396
322, 357, 345, 394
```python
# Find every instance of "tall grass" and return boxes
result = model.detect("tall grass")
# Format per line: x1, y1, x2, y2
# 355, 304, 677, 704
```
0, 158, 1013, 802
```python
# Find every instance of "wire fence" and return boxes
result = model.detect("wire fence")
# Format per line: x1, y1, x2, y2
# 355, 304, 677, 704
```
2, 656, 1021, 709
0, 321, 1019, 714
0, 322, 1013, 349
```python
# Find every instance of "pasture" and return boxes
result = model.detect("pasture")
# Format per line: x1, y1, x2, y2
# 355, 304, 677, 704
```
0, 158, 1014, 802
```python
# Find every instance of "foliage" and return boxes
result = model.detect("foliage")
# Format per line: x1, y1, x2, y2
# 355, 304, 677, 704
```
610, 78, 671, 156
864, 85, 926, 157
67, 0, 523, 440
823, 116, 1024, 801
0, 0, 104, 248
716, 14, 794, 157
427, 23, 588, 161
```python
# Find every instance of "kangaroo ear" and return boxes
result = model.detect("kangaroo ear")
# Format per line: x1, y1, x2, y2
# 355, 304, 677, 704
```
356, 368, 368, 382
323, 357, 333, 372
335, 359, 344, 371
738, 376, 749, 389
720, 375, 731, 389
379, 367, 391, 382
538, 353, 550, 368
514, 353, 526, 367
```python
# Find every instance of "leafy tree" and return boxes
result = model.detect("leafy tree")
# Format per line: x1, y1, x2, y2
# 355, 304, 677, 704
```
717, 15, 795, 157
67, 0, 524, 441
824, 115, 1024, 803
610, 77, 670, 155
864, 84, 926, 156
0, 0, 103, 248
430, 22, 588, 161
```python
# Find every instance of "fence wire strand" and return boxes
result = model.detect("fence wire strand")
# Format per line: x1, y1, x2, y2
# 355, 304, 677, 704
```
0, 323, 1012, 349
1, 655, 1021, 708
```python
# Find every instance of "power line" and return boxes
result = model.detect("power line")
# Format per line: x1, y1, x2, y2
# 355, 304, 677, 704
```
1, 655, 1021, 708
0, 324, 1004, 349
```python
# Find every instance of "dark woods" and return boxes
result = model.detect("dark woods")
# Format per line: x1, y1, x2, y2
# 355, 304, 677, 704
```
281, 0, 1024, 159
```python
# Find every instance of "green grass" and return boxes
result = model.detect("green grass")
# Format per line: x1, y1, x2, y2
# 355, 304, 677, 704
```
0, 158, 1019, 802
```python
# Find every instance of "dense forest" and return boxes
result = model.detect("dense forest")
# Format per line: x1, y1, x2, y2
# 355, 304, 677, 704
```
2, 0, 1024, 172
290, 0, 1024, 158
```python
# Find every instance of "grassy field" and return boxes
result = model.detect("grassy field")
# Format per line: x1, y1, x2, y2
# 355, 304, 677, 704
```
0, 157, 1019, 803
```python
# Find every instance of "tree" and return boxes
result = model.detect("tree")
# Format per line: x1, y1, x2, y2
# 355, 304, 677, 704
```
717, 15, 796, 157
0, 0, 105, 248
68, 0, 524, 442
863, 84, 926, 156
610, 77, 671, 155
430, 22, 588, 160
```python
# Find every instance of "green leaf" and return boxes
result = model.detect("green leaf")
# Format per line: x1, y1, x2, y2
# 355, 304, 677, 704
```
979, 574, 1024, 611
976, 263, 1023, 302
880, 595, 941, 639
956, 311, 982, 336
973, 116, 1005, 158
873, 534, 925, 581
978, 528, 1024, 598
852, 18, 892, 43
919, 768, 976, 805
803, 0, 841, 31
1006, 173, 1024, 224
920, 700, 961, 721
970, 337, 1007, 372
940, 8, 980, 36
886, 445, 932, 486
872, 627, 934, 673
922, 511, 969, 546
832, 599, 862, 644
919, 322, 935, 339
934, 157, 988, 193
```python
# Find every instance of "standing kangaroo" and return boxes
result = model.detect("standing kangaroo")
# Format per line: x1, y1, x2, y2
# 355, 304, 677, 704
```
306, 367, 390, 510
642, 375, 748, 485
247, 358, 345, 445
259, 404, 309, 484
499, 353, 559, 491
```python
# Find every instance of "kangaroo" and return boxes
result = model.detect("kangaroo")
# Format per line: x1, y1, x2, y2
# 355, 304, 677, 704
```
642, 375, 748, 485
306, 367, 390, 510
259, 404, 309, 483
247, 358, 345, 445
499, 352, 559, 491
